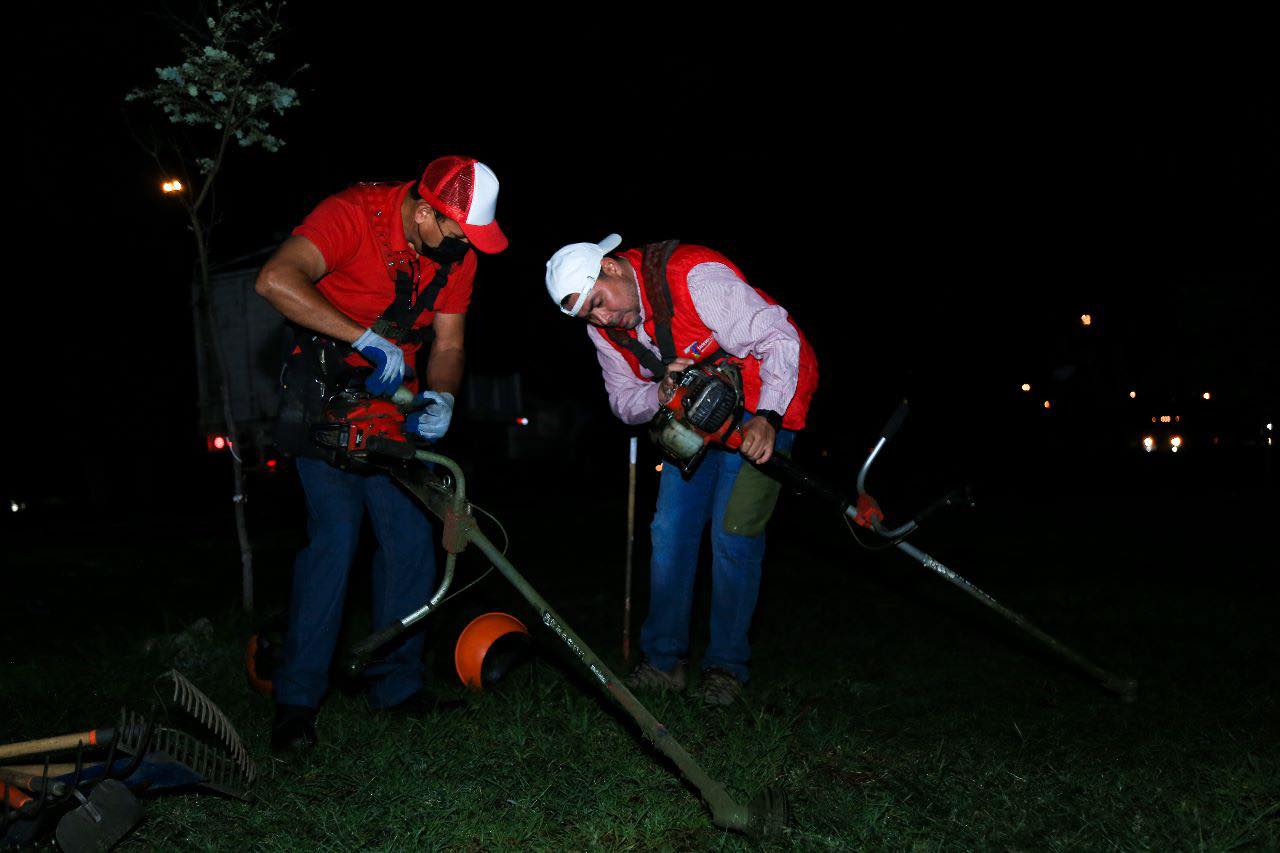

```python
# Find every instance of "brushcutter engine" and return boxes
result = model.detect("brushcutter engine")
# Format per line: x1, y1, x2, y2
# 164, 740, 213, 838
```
649, 363, 745, 475
309, 387, 417, 467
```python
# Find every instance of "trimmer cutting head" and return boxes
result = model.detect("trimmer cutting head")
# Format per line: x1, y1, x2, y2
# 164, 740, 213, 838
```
744, 786, 791, 841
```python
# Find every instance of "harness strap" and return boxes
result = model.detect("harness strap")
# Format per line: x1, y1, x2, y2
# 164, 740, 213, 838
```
640, 239, 680, 365
606, 327, 668, 379
355, 182, 453, 345
611, 240, 732, 381
370, 265, 449, 345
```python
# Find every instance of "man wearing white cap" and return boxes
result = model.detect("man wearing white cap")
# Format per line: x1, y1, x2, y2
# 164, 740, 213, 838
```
256, 156, 506, 749
546, 235, 819, 705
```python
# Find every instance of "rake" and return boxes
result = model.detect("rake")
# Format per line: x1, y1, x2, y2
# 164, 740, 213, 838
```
0, 670, 254, 801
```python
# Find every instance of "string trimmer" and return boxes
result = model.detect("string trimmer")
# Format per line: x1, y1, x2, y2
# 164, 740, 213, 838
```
322, 382, 789, 840
650, 362, 1138, 700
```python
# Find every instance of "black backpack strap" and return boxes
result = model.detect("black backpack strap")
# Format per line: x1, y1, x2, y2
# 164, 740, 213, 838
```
370, 263, 452, 344
414, 264, 451, 315
640, 240, 680, 365
606, 328, 669, 380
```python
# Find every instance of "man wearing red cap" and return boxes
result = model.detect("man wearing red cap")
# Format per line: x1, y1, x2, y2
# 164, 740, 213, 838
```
255, 156, 507, 750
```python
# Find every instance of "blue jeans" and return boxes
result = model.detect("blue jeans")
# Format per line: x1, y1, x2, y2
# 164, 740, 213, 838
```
275, 457, 436, 710
639, 422, 796, 683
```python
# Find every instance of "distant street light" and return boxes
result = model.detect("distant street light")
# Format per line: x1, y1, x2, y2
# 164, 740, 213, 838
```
1202, 391, 1211, 400
1129, 390, 1137, 399
1021, 383, 1031, 392
1080, 313, 1093, 326
162, 179, 185, 193
1043, 400, 1051, 409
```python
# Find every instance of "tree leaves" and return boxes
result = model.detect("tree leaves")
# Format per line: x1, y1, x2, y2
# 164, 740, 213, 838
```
125, 0, 305, 170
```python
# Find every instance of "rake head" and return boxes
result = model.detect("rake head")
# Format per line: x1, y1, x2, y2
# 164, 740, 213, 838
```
157, 669, 255, 789
114, 709, 253, 800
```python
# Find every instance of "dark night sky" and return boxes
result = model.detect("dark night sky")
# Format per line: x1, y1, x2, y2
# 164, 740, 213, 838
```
7, 8, 1277, 502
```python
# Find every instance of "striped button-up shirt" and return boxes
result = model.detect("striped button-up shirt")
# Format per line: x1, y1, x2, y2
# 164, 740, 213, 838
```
589, 261, 802, 425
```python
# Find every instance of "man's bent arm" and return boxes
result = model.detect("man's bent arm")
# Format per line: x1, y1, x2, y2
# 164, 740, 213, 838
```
686, 262, 801, 416
255, 236, 365, 344
426, 312, 466, 396
589, 328, 660, 425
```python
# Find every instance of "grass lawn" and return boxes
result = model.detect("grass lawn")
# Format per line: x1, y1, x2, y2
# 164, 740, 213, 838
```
3, 479, 1277, 850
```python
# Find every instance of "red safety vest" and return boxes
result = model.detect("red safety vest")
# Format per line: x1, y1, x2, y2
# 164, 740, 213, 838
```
596, 244, 818, 430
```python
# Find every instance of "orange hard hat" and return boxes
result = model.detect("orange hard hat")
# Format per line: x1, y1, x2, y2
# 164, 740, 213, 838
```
454, 612, 529, 691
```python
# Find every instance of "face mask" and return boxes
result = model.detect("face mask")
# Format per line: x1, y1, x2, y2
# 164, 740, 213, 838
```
417, 220, 470, 265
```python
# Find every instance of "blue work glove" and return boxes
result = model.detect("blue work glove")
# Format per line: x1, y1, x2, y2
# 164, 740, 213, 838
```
352, 328, 406, 396
403, 391, 455, 442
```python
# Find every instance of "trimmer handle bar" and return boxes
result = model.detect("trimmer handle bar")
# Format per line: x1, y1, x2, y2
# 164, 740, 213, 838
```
879, 398, 911, 443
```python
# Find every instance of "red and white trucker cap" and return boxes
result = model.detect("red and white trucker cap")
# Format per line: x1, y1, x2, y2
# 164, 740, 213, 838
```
418, 156, 508, 254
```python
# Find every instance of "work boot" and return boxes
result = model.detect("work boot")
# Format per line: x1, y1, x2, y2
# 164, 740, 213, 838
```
623, 658, 687, 693
271, 704, 318, 752
695, 667, 744, 707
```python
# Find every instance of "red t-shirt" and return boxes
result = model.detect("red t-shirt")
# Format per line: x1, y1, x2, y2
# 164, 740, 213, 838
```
291, 181, 476, 370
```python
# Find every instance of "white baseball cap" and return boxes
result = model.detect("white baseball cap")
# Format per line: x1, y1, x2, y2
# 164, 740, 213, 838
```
545, 234, 623, 316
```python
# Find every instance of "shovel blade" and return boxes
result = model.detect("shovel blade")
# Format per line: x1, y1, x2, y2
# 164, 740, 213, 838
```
55, 780, 143, 852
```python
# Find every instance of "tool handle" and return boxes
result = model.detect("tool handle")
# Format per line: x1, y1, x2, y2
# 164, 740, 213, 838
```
879, 399, 910, 441
391, 384, 417, 409
760, 453, 851, 512
365, 435, 417, 460
347, 623, 407, 677
913, 485, 975, 526
387, 367, 419, 407
2, 782, 32, 810
0, 764, 80, 777
0, 730, 113, 761
0, 766, 68, 798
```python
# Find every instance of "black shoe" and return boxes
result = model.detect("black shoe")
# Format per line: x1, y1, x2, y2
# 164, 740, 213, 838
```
376, 689, 466, 716
271, 703, 318, 752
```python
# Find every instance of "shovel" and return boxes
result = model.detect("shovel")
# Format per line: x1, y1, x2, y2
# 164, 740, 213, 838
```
55, 779, 143, 852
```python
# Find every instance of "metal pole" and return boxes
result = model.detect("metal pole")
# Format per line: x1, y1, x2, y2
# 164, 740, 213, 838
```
623, 436, 637, 663
465, 526, 750, 832
892, 540, 1137, 699
372, 452, 768, 835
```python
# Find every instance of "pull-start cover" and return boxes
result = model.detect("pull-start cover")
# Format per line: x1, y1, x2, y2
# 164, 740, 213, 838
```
649, 364, 744, 475
310, 388, 416, 466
